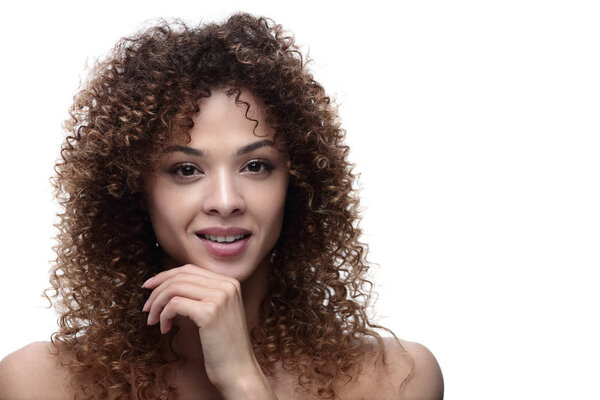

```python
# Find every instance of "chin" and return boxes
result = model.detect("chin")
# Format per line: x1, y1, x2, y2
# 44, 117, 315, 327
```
188, 254, 264, 281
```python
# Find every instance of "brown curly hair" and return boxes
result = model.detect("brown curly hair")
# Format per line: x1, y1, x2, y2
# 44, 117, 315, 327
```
48, 12, 405, 399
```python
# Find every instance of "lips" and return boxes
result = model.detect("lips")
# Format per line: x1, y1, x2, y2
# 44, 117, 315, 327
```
196, 235, 251, 257
194, 227, 252, 257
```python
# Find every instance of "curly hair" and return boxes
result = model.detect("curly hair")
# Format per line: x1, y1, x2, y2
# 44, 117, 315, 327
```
47, 12, 405, 399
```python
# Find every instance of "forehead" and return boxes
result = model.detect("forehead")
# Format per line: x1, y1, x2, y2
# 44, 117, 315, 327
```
196, 89, 267, 123
177, 88, 288, 153
157, 88, 287, 160
191, 90, 272, 140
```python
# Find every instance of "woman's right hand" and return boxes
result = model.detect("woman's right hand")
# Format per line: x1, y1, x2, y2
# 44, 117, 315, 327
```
142, 264, 277, 399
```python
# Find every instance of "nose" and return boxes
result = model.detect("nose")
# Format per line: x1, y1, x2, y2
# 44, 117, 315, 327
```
202, 169, 246, 217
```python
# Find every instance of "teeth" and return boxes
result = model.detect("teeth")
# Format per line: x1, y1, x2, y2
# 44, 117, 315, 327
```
202, 234, 246, 243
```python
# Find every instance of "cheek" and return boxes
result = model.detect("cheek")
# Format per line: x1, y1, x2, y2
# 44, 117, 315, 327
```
245, 179, 287, 229
147, 188, 190, 233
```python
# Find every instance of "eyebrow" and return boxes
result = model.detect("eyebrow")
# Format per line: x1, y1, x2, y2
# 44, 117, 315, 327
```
166, 139, 275, 157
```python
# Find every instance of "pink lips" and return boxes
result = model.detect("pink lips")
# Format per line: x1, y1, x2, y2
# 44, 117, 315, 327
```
195, 227, 252, 258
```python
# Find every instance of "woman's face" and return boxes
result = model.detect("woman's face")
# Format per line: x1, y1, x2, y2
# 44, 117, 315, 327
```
144, 89, 289, 283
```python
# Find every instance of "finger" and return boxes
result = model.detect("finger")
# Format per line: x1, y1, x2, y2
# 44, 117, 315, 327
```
143, 272, 235, 312
142, 264, 203, 288
159, 297, 216, 334
143, 264, 238, 289
146, 282, 222, 325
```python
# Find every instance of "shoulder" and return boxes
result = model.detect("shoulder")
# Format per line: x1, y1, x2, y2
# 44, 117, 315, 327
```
340, 336, 443, 400
0, 341, 74, 400
392, 338, 444, 400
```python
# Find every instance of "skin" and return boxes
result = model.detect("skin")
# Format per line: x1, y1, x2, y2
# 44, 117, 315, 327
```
0, 338, 443, 399
142, 88, 288, 398
0, 88, 444, 399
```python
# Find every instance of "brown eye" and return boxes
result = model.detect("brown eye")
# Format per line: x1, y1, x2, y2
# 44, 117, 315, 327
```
243, 160, 274, 174
170, 163, 202, 178
247, 161, 262, 172
179, 165, 197, 176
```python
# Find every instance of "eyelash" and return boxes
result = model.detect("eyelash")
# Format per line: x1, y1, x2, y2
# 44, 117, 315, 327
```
243, 160, 274, 174
170, 160, 274, 179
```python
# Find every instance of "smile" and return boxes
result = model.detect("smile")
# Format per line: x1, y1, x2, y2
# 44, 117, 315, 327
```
198, 233, 251, 243
196, 234, 252, 257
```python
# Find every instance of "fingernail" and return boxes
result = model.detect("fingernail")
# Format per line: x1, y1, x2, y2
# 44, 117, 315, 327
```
142, 299, 150, 312
142, 277, 154, 288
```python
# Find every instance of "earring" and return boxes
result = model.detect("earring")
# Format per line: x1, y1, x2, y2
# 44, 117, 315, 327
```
270, 250, 278, 263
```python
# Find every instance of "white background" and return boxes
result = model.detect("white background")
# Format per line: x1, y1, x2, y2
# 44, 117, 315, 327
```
0, 1, 598, 399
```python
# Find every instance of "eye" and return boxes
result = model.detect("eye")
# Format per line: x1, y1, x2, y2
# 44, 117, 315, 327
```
243, 160, 274, 174
171, 163, 202, 178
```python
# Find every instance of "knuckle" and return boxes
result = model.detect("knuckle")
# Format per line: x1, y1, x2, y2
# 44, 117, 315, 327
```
215, 288, 228, 302
183, 264, 198, 272
204, 302, 218, 318
225, 279, 240, 295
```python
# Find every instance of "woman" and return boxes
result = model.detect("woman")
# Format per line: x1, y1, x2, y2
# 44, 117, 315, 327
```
0, 13, 443, 399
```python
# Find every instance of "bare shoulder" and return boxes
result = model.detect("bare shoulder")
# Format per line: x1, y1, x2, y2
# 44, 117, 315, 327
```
392, 338, 444, 400
0, 341, 74, 400
340, 336, 443, 400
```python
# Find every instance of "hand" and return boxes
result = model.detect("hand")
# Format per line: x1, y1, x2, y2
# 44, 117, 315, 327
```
142, 264, 276, 399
